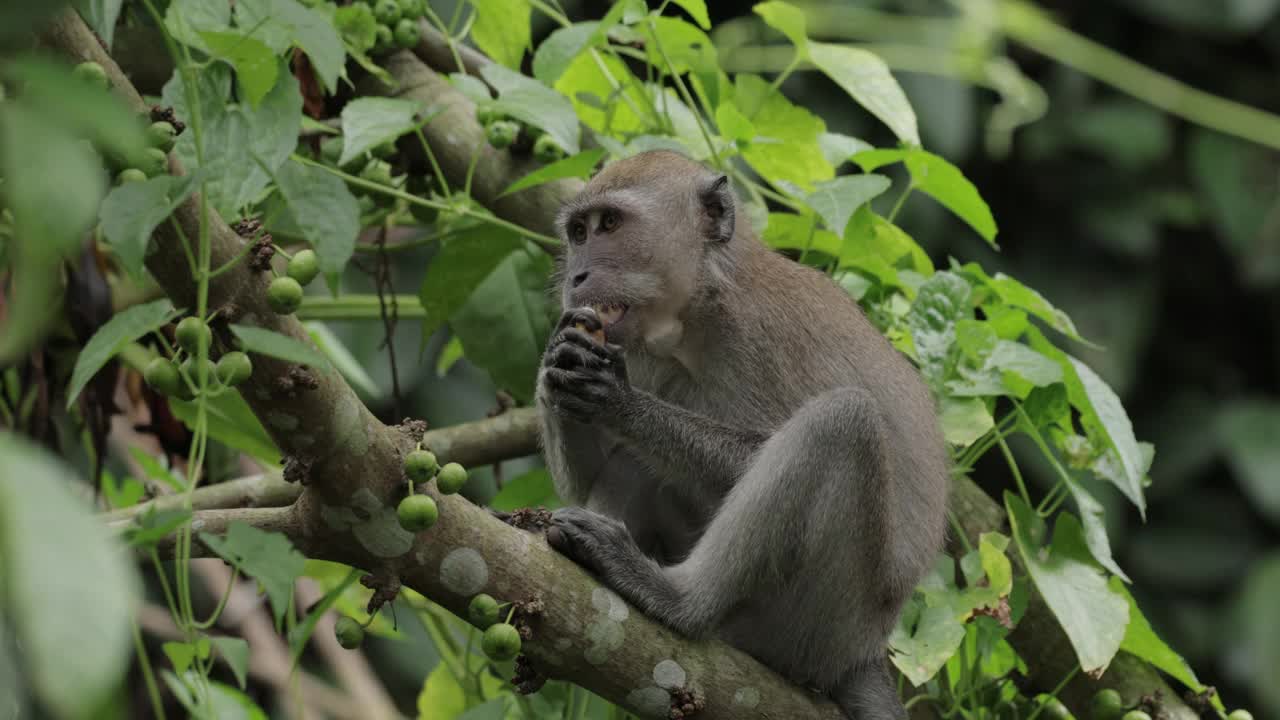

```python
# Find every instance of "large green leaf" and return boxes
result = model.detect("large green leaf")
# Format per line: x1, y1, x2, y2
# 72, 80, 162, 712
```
200, 31, 278, 106
484, 63, 581, 154
1114, 579, 1211, 701
733, 74, 832, 189
337, 97, 429, 167
98, 173, 202, 279
450, 246, 554, 403
753, 1, 809, 52
235, 0, 345, 93
164, 672, 268, 720
803, 174, 891, 235
671, 0, 711, 29
66, 299, 176, 410
955, 262, 1086, 343
273, 158, 360, 280
907, 271, 972, 389
416, 663, 468, 719
532, 22, 601, 85
200, 522, 306, 626
162, 62, 301, 220
169, 388, 280, 465
469, 0, 531, 69
0, 435, 140, 718
230, 324, 329, 369
164, 0, 232, 53
809, 43, 919, 147
418, 227, 525, 336
490, 469, 562, 511
1064, 356, 1149, 517
854, 148, 996, 244
501, 148, 604, 196
1006, 494, 1128, 674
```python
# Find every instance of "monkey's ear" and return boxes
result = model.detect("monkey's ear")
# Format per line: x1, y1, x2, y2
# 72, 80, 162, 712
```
699, 175, 735, 243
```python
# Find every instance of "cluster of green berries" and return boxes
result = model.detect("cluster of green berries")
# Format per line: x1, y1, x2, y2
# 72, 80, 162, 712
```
467, 593, 521, 661
363, 0, 424, 55
142, 316, 252, 400
475, 105, 566, 164
72, 62, 180, 185
1081, 688, 1253, 720
318, 134, 404, 218
267, 248, 320, 316
395, 447, 468, 532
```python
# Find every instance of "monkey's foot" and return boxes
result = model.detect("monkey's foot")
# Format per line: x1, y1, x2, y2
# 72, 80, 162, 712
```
546, 507, 632, 576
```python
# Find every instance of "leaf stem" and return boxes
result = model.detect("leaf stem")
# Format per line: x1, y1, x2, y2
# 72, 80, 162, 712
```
132, 618, 168, 720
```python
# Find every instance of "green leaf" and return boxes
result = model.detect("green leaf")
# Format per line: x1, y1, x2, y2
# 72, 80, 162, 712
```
753, 1, 809, 52
810, 42, 919, 146
200, 31, 279, 106
286, 567, 360, 664
715, 101, 755, 144
1114, 579, 1210, 699
164, 641, 198, 675
418, 227, 525, 336
819, 132, 873, 168
643, 17, 718, 77
337, 97, 430, 167
435, 336, 465, 377
169, 389, 280, 465
164, 0, 233, 52
99, 173, 202, 279
164, 672, 269, 720
672, 0, 711, 28
66, 300, 177, 410
230, 324, 329, 368
469, 0, 531, 69
125, 507, 193, 548
416, 663, 468, 719
490, 469, 562, 512
555, 50, 647, 136
939, 396, 993, 447
733, 74, 832, 188
501, 148, 605, 196
306, 321, 381, 400
249, 0, 346, 93
1063, 478, 1130, 582
762, 213, 841, 257
451, 246, 554, 404
200, 522, 307, 626
853, 148, 996, 244
803, 174, 891, 235
1006, 494, 1128, 674
102, 470, 146, 509
484, 63, 581, 154
907, 271, 972, 389
533, 22, 601, 84
0, 435, 140, 718
843, 208, 933, 279
1066, 356, 1149, 517
211, 637, 250, 690
956, 262, 1086, 343
162, 62, 301, 220
1216, 401, 1280, 524
273, 158, 360, 279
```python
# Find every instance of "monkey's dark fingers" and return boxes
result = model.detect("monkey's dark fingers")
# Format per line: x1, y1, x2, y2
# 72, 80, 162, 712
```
547, 339, 609, 370
554, 306, 603, 334
550, 327, 617, 358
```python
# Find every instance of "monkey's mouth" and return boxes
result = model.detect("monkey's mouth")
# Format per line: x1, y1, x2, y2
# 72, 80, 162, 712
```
593, 304, 628, 327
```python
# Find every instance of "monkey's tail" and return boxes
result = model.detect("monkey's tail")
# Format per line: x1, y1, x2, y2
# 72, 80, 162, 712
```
834, 660, 907, 720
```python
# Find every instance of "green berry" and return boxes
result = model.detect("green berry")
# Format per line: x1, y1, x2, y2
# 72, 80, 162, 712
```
1090, 689, 1123, 720
475, 106, 502, 126
1120, 712, 1150, 720
146, 121, 177, 152
374, 0, 401, 25
287, 249, 320, 286
1040, 698, 1071, 720
267, 276, 304, 315
116, 168, 148, 185
373, 23, 395, 54
404, 449, 438, 482
533, 133, 566, 164
334, 616, 365, 649
72, 61, 110, 91
143, 357, 181, 396
216, 351, 253, 386
1227, 713, 1254, 720
397, 0, 423, 19
436, 462, 467, 494
181, 356, 215, 385
371, 139, 398, 159
134, 147, 169, 177
468, 594, 500, 629
485, 120, 519, 150
359, 158, 394, 187
482, 623, 521, 662
357, 194, 377, 215
397, 494, 438, 532
175, 316, 211, 355
393, 18, 420, 49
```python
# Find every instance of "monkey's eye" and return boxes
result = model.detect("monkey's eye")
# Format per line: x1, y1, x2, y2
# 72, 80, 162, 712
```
599, 209, 620, 233
570, 221, 587, 245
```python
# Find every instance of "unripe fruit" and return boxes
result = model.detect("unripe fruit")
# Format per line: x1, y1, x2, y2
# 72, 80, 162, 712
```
468, 593, 500, 629
1120, 712, 1151, 720
436, 462, 467, 494
1040, 698, 1071, 720
146, 121, 177, 152
397, 0, 423, 19
373, 24, 394, 54
72, 61, 110, 91
475, 106, 502, 126
334, 616, 365, 649
482, 623, 521, 661
394, 18, 420, 49
175, 316, 211, 355
404, 449, 438, 482
216, 351, 253, 386
287, 249, 320, 286
397, 494, 438, 532
360, 158, 394, 187
533, 133, 566, 164
135, 147, 169, 177
485, 120, 519, 150
143, 357, 181, 396
268, 276, 304, 315
1090, 689, 1123, 720
1227, 712, 1254, 720
116, 168, 148, 185
374, 0, 401, 25
357, 194, 376, 215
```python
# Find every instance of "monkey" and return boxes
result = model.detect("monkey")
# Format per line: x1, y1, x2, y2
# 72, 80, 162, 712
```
535, 150, 949, 720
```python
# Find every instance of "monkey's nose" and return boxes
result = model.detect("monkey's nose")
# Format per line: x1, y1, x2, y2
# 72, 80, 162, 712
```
571, 271, 589, 288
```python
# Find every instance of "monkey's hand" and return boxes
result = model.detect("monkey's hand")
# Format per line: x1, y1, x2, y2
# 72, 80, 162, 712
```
541, 309, 629, 423
546, 507, 635, 577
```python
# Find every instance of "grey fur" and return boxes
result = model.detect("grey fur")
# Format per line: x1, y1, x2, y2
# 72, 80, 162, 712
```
537, 151, 949, 719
